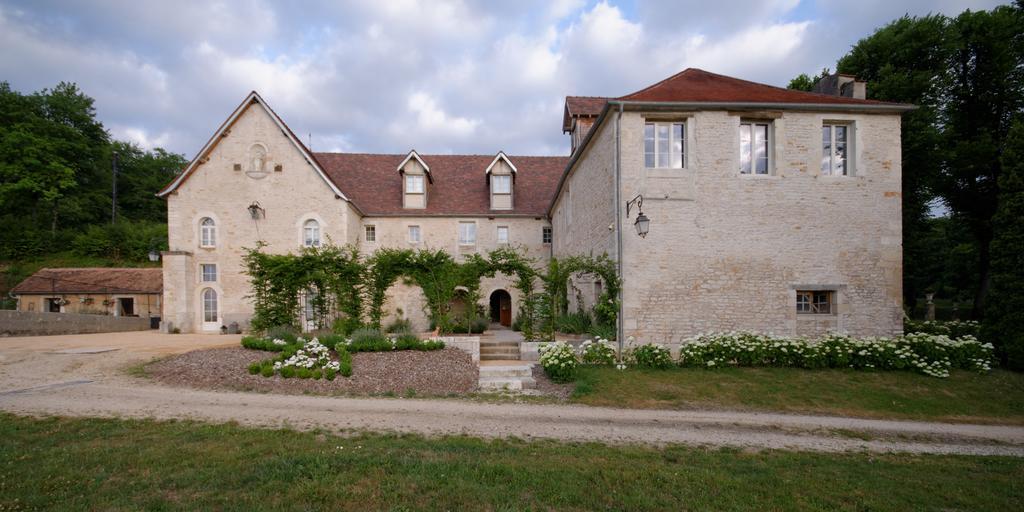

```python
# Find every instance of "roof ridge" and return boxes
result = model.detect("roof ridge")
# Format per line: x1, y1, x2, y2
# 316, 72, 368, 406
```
684, 68, 883, 104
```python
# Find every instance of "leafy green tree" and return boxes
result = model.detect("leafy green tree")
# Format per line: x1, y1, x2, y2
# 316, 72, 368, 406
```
108, 141, 187, 223
982, 120, 1024, 369
786, 68, 830, 91
938, 6, 1024, 316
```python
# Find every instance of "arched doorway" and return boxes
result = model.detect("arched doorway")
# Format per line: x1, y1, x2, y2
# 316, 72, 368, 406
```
489, 289, 512, 327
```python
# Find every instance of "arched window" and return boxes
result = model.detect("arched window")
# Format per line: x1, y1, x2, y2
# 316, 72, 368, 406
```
303, 219, 321, 247
202, 288, 218, 324
200, 217, 216, 247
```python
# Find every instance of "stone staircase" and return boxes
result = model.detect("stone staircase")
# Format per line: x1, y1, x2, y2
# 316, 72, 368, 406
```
478, 362, 536, 391
480, 340, 520, 361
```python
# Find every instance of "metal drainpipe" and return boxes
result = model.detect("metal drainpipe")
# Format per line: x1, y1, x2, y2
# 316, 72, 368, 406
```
614, 102, 624, 355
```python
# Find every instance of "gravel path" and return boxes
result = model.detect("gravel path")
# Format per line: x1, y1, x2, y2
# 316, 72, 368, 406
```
1, 331, 1023, 456
146, 347, 478, 396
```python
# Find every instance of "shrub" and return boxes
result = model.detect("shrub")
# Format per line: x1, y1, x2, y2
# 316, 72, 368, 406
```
630, 343, 673, 369
331, 317, 363, 336
579, 338, 616, 365
346, 328, 393, 352
241, 336, 291, 351
264, 326, 298, 345
539, 341, 578, 383
470, 317, 489, 334
677, 331, 994, 378
385, 317, 413, 334
905, 319, 980, 339
337, 348, 353, 377
270, 338, 345, 378
587, 324, 616, 342
316, 334, 347, 350
555, 311, 592, 334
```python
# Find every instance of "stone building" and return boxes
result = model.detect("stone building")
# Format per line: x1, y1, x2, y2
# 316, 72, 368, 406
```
12, 268, 162, 318
158, 68, 911, 338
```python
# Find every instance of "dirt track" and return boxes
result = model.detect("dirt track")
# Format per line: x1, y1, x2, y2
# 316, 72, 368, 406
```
1, 331, 1023, 456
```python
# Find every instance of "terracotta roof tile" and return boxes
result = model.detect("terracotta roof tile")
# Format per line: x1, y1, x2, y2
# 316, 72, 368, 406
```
315, 153, 567, 216
618, 68, 897, 105
12, 268, 163, 295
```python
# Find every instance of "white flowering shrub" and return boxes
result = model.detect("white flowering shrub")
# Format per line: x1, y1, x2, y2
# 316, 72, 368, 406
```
539, 341, 579, 382
629, 343, 674, 369
579, 338, 617, 365
904, 319, 980, 339
249, 337, 352, 380
677, 331, 994, 378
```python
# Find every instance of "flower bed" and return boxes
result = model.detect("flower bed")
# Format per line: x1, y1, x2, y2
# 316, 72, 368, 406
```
540, 331, 994, 381
243, 331, 444, 380
677, 332, 993, 378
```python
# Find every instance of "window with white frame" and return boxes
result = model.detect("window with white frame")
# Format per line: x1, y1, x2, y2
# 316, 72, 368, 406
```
739, 121, 771, 174
201, 264, 217, 282
492, 175, 511, 194
408, 225, 421, 243
199, 217, 216, 247
796, 290, 835, 314
458, 222, 476, 245
303, 219, 321, 247
644, 121, 685, 168
406, 174, 424, 194
365, 225, 376, 242
497, 226, 509, 244
822, 124, 851, 176
542, 226, 552, 244
202, 288, 218, 323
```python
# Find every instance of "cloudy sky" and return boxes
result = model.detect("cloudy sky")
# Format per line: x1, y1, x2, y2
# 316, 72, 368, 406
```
0, 0, 1005, 158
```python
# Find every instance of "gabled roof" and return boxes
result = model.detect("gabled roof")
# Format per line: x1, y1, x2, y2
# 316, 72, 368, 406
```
484, 151, 517, 174
156, 91, 352, 205
618, 68, 895, 105
314, 153, 566, 216
563, 96, 610, 131
12, 268, 163, 295
396, 150, 433, 183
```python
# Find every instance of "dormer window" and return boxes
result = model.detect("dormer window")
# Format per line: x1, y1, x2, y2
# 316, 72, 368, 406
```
486, 151, 516, 210
398, 150, 430, 209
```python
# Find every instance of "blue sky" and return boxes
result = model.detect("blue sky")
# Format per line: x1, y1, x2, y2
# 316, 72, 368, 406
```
0, 0, 1005, 158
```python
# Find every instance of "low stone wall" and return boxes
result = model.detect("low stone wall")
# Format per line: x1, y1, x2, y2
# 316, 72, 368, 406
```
0, 310, 154, 337
433, 335, 480, 363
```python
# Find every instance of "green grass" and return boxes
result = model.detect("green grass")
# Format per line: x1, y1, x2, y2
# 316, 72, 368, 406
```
0, 414, 1021, 511
571, 367, 1024, 424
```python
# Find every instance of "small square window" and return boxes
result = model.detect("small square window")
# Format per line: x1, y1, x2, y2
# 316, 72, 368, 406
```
497, 226, 509, 244
740, 121, 772, 175
797, 290, 834, 315
365, 225, 376, 242
408, 225, 421, 243
201, 264, 217, 282
542, 226, 552, 244
644, 121, 685, 168
492, 175, 511, 194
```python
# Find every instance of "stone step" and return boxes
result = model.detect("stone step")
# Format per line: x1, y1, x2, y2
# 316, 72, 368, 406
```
478, 376, 537, 391
481, 354, 520, 361
479, 365, 533, 378
480, 341, 521, 348
480, 347, 520, 355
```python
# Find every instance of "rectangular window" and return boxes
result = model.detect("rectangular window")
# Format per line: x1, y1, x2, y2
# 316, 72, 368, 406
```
796, 290, 835, 314
542, 226, 552, 244
497, 226, 509, 244
822, 124, 850, 176
406, 175, 424, 194
201, 264, 217, 282
644, 122, 685, 168
492, 175, 511, 194
740, 121, 771, 174
458, 222, 476, 245
408, 225, 421, 243
365, 225, 376, 242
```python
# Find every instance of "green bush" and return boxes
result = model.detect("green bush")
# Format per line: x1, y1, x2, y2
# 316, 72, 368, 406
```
316, 334, 347, 350
241, 336, 291, 351
630, 343, 673, 369
905, 319, 980, 339
539, 341, 578, 383
337, 349, 353, 377
555, 312, 591, 334
331, 317, 363, 336
587, 324, 616, 342
579, 338, 616, 365
264, 326, 298, 344
346, 328, 392, 352
385, 317, 413, 334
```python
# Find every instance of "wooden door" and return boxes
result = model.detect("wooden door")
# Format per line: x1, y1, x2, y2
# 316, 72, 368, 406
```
499, 295, 511, 327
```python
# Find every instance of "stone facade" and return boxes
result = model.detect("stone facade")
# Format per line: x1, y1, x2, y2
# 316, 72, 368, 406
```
16, 292, 161, 317
161, 97, 549, 333
551, 109, 903, 341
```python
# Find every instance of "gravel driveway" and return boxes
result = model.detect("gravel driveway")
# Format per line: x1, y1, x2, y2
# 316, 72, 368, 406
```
2, 331, 1023, 456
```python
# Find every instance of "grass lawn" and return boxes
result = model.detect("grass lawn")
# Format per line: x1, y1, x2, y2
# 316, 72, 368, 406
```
571, 367, 1024, 424
1, 414, 1021, 511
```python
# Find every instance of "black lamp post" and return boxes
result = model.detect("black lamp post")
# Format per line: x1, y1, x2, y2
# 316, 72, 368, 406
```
247, 201, 265, 220
625, 194, 650, 238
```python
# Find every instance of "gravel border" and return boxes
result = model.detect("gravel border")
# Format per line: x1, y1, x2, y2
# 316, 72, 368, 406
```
146, 347, 478, 396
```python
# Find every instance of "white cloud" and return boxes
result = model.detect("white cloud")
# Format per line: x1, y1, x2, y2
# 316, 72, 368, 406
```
402, 92, 481, 140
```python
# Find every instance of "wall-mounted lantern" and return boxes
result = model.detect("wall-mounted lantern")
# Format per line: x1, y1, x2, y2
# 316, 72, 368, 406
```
248, 201, 265, 220
625, 194, 650, 238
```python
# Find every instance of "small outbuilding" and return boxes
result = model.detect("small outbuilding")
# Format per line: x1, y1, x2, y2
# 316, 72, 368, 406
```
11, 268, 163, 318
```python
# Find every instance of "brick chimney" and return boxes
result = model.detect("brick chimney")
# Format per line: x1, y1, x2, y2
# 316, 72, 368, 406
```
812, 73, 867, 100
